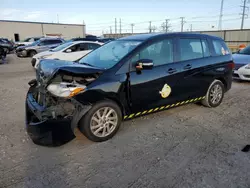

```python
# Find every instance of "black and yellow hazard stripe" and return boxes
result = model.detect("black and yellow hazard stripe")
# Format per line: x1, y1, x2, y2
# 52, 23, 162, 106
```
123, 96, 205, 120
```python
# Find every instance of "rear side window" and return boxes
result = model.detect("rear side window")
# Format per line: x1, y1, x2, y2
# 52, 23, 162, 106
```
180, 39, 203, 61
201, 39, 210, 57
88, 43, 100, 50
80, 43, 88, 51
212, 40, 230, 56
49, 40, 62, 44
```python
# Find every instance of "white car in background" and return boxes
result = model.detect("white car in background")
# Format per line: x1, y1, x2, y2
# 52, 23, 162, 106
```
31, 41, 103, 69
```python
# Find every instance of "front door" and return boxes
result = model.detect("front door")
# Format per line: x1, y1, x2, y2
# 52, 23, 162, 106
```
129, 38, 182, 113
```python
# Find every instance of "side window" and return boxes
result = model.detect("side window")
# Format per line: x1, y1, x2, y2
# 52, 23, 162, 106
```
201, 39, 210, 57
29, 38, 34, 42
69, 44, 80, 52
180, 39, 203, 61
88, 43, 100, 50
212, 40, 230, 56
79, 43, 88, 51
50, 40, 62, 44
132, 39, 173, 67
39, 41, 48, 46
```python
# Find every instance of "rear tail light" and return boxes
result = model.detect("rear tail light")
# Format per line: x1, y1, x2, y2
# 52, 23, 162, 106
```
228, 62, 235, 69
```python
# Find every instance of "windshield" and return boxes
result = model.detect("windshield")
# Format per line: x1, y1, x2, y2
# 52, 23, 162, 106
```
24, 38, 31, 42
79, 40, 141, 69
31, 40, 41, 46
238, 46, 250, 55
50, 42, 73, 52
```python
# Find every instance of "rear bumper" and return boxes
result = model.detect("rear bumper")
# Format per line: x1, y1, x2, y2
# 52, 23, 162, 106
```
25, 92, 75, 146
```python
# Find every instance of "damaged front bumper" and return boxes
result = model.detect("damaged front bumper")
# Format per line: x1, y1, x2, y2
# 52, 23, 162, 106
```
25, 84, 91, 146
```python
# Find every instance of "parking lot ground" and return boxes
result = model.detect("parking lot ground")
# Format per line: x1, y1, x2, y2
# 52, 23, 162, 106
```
0, 54, 250, 188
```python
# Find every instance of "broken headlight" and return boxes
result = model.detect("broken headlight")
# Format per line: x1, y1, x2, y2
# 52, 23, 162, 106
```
47, 82, 86, 98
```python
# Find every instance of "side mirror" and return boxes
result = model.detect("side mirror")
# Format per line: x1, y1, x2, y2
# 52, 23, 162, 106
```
66, 49, 72, 53
135, 59, 154, 71
37, 43, 41, 46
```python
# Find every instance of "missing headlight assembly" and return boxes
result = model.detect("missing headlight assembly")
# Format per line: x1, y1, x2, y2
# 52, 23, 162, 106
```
31, 72, 99, 121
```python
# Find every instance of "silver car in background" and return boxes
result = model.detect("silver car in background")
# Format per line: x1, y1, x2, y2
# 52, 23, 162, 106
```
16, 38, 64, 57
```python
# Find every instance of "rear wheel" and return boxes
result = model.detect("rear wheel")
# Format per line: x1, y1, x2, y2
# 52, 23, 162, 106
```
78, 100, 122, 142
202, 80, 225, 108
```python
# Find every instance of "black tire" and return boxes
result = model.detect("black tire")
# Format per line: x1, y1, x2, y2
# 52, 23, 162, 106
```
78, 100, 122, 142
29, 50, 37, 57
201, 80, 225, 108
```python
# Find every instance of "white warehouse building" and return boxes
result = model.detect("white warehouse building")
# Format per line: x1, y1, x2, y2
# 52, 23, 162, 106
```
0, 20, 86, 41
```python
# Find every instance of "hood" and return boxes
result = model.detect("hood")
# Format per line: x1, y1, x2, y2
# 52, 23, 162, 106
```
232, 54, 250, 65
38, 59, 105, 79
33, 51, 55, 58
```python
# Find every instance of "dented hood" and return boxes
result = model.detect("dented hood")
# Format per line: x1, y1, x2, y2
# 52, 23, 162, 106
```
38, 59, 105, 78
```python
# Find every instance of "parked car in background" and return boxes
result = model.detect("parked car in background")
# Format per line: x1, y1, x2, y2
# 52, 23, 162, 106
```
0, 38, 14, 53
68, 37, 115, 43
25, 33, 233, 145
97, 38, 115, 43
232, 45, 250, 81
15, 37, 43, 48
16, 38, 65, 57
32, 41, 103, 68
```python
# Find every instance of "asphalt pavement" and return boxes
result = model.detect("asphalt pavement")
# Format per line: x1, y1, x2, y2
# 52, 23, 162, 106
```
0, 54, 249, 188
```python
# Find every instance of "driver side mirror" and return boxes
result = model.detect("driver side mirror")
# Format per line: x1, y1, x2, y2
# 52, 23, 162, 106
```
66, 49, 72, 53
135, 59, 154, 71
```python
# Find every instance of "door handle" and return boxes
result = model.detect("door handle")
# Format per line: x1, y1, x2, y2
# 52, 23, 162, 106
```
184, 64, 192, 70
168, 68, 177, 74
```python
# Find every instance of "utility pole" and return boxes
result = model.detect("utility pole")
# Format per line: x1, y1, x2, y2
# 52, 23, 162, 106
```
190, 24, 193, 32
240, 0, 249, 30
165, 19, 170, 32
115, 18, 117, 34
218, 0, 224, 30
131, 23, 134, 34
180, 17, 185, 32
110, 26, 112, 34
149, 21, 152, 33
119, 18, 122, 34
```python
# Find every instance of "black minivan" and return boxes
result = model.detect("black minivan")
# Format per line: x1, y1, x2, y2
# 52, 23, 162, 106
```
26, 33, 234, 145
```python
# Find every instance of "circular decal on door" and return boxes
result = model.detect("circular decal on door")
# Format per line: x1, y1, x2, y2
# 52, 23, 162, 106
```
159, 84, 171, 98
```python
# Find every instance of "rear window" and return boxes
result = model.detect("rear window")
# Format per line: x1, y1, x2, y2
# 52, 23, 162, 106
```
212, 40, 230, 56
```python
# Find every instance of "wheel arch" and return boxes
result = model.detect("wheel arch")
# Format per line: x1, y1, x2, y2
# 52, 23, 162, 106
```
216, 77, 227, 90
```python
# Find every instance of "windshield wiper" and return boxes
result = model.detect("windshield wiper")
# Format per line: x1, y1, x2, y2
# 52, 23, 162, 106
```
80, 62, 95, 67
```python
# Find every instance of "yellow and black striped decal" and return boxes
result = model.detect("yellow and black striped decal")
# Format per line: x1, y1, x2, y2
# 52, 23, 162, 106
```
123, 96, 205, 120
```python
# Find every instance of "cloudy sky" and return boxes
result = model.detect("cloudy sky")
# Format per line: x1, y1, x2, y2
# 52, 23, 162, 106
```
1, 0, 249, 35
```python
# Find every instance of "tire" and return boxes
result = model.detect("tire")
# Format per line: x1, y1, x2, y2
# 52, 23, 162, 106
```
78, 100, 122, 142
201, 80, 225, 108
29, 50, 37, 57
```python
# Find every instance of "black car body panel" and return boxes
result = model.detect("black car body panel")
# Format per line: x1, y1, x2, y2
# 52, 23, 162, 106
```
25, 33, 233, 146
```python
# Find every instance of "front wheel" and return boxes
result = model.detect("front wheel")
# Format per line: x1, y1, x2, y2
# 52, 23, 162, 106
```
202, 80, 225, 108
29, 50, 37, 57
78, 100, 122, 142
